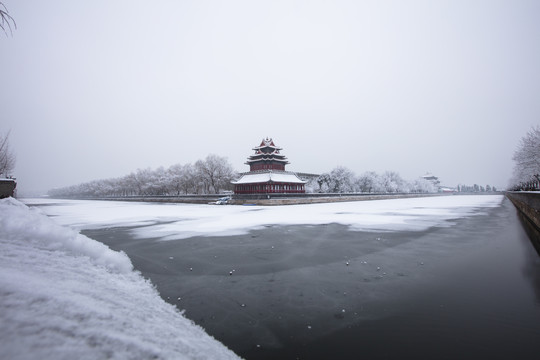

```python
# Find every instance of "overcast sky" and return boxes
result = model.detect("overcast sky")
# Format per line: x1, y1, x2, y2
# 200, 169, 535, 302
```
1, 0, 539, 194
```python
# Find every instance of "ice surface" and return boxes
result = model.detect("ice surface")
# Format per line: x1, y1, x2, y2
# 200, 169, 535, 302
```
26, 195, 503, 241
0, 198, 240, 360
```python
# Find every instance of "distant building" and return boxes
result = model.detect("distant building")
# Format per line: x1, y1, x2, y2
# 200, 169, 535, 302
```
421, 173, 456, 192
422, 173, 441, 187
232, 138, 306, 194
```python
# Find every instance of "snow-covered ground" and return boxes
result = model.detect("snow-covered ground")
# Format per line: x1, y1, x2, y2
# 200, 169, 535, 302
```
0, 198, 241, 360
26, 195, 503, 241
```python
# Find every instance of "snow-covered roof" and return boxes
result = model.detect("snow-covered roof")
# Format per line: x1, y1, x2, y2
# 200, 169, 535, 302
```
232, 171, 306, 184
246, 157, 289, 163
422, 172, 438, 179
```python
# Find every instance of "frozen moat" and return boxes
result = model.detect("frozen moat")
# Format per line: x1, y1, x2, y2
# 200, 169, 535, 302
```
29, 195, 540, 359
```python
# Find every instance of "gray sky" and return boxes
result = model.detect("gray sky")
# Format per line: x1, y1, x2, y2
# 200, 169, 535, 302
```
1, 0, 539, 194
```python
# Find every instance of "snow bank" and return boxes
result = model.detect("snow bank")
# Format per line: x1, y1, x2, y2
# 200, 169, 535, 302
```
0, 198, 240, 360
0, 197, 133, 273
27, 195, 504, 241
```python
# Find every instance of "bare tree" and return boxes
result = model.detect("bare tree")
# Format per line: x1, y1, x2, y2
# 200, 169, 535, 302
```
0, 130, 16, 177
328, 166, 355, 193
512, 126, 540, 187
195, 154, 235, 194
356, 171, 379, 193
0, 2, 16, 36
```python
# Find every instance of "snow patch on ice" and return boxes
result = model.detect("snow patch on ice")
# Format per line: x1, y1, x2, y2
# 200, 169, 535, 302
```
27, 195, 504, 241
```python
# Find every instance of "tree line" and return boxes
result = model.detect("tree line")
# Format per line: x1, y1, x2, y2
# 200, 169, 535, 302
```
456, 184, 496, 193
314, 167, 437, 193
49, 163, 440, 198
48, 154, 236, 198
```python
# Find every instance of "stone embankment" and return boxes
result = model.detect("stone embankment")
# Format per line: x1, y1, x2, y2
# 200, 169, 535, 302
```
506, 191, 540, 230
75, 195, 223, 204
84, 193, 447, 205
229, 193, 445, 205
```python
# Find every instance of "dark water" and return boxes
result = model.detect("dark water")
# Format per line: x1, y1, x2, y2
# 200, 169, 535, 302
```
81, 197, 540, 360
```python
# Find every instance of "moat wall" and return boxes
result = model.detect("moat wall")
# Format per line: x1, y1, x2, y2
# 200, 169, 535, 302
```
506, 191, 540, 255
229, 192, 445, 205
506, 192, 540, 230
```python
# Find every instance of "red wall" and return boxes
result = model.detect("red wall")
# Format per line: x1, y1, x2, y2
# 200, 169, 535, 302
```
250, 163, 285, 171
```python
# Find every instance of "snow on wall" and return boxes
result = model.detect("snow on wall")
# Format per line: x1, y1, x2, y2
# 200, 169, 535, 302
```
0, 198, 240, 360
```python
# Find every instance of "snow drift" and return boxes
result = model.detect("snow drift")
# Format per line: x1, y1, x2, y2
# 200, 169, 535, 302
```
0, 198, 240, 360
1, 197, 133, 273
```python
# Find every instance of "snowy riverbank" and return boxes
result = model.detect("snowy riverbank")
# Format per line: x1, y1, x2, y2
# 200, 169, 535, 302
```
0, 198, 240, 360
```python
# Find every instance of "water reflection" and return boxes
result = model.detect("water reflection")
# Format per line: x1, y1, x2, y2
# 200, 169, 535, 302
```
516, 209, 540, 256
515, 209, 540, 306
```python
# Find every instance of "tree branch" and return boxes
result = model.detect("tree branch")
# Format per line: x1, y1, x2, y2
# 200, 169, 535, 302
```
0, 2, 16, 36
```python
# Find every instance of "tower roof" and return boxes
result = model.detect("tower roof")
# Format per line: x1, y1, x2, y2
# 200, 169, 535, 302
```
252, 137, 282, 151
246, 138, 290, 167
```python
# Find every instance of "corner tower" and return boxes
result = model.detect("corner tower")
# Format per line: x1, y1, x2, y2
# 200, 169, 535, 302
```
232, 138, 306, 195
